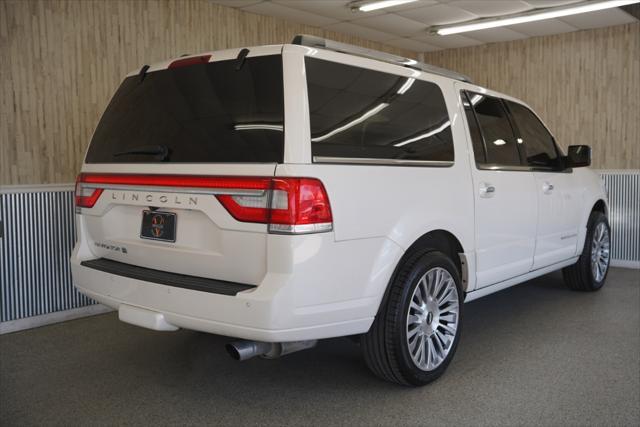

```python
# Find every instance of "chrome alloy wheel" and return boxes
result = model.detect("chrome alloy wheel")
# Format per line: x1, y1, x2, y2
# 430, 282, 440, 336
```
406, 267, 459, 371
591, 222, 610, 282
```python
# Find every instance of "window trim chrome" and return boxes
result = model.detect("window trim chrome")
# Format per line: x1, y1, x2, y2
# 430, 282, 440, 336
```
313, 156, 454, 167
475, 164, 573, 173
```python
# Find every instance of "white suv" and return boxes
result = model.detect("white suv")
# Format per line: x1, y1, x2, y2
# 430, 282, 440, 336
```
71, 36, 610, 386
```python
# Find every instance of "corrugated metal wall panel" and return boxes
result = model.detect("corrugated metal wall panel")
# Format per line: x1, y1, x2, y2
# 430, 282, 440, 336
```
0, 187, 96, 323
0, 172, 638, 324
600, 170, 640, 266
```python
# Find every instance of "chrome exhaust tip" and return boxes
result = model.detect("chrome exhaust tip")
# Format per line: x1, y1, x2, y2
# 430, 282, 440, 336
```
226, 339, 318, 361
225, 340, 272, 361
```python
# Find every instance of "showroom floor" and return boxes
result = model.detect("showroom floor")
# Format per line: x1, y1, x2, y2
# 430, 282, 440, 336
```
1, 268, 638, 426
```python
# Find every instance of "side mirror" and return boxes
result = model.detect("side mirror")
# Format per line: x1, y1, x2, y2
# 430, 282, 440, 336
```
565, 145, 591, 168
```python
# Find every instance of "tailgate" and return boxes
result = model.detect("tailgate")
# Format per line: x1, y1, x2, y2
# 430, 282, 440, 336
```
77, 164, 277, 286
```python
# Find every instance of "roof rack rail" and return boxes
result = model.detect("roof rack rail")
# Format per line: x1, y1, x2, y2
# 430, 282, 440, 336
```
291, 34, 472, 83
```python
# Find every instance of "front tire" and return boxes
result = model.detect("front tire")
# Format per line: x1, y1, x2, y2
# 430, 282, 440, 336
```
361, 251, 463, 386
563, 211, 611, 291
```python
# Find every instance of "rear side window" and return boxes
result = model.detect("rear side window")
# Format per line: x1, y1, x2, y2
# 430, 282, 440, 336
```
506, 101, 559, 168
305, 58, 453, 163
468, 93, 521, 167
85, 55, 284, 163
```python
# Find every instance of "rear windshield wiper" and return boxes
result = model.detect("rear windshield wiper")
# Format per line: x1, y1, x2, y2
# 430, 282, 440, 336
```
114, 145, 170, 161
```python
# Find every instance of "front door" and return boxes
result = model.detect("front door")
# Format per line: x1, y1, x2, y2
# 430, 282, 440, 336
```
504, 100, 583, 269
460, 90, 537, 288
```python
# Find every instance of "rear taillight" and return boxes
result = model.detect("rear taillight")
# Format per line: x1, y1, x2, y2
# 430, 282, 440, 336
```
73, 174, 332, 234
217, 178, 333, 234
75, 174, 103, 210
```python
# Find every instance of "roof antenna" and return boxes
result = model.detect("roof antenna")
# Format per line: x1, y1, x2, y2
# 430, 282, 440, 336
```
235, 48, 250, 71
138, 64, 150, 83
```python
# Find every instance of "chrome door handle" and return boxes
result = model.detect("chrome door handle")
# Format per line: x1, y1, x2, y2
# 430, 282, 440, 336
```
543, 182, 554, 194
479, 183, 496, 198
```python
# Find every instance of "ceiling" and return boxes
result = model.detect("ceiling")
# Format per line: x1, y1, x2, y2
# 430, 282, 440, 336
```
212, 0, 638, 52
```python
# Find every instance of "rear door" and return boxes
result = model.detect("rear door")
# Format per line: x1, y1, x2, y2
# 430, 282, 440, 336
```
77, 48, 286, 285
505, 100, 582, 269
459, 90, 538, 288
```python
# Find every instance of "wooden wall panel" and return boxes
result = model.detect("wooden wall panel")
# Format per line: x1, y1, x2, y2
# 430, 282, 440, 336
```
423, 22, 640, 170
2, 2, 637, 184
0, 0, 416, 185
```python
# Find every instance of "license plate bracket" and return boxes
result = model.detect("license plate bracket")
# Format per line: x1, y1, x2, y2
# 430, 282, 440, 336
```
140, 210, 177, 242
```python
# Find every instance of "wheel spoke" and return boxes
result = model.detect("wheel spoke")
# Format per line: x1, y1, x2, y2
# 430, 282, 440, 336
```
438, 282, 452, 302
416, 335, 425, 362
440, 300, 458, 311
406, 266, 459, 372
408, 326, 420, 339
410, 301, 424, 313
408, 314, 422, 325
440, 313, 457, 323
439, 322, 456, 336
438, 283, 456, 306
433, 270, 445, 299
435, 330, 449, 350
430, 336, 442, 362
414, 277, 425, 303
408, 333, 420, 354
425, 269, 435, 298
419, 277, 429, 303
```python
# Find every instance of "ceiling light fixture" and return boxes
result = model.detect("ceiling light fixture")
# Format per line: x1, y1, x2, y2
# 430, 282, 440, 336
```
432, 0, 640, 36
234, 124, 284, 131
312, 103, 389, 142
352, 0, 419, 13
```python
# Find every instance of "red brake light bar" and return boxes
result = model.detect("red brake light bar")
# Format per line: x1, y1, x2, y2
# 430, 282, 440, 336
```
168, 54, 212, 69
74, 173, 333, 235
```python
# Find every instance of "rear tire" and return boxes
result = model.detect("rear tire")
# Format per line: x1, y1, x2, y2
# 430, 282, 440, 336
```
361, 251, 463, 386
562, 211, 611, 291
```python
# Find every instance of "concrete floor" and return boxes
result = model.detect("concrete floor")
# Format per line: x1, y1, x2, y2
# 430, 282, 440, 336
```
1, 268, 638, 426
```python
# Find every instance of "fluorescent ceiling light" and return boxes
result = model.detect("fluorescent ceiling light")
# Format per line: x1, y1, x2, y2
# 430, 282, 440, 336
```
312, 103, 389, 142
396, 78, 415, 95
435, 0, 640, 35
470, 94, 484, 105
394, 121, 451, 147
355, 0, 419, 13
234, 124, 283, 131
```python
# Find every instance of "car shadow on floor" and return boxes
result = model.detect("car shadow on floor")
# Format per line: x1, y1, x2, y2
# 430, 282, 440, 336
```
2, 269, 638, 425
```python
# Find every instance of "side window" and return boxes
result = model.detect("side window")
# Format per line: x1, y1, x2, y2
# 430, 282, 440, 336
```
461, 91, 486, 164
305, 58, 454, 163
469, 93, 521, 167
506, 101, 559, 168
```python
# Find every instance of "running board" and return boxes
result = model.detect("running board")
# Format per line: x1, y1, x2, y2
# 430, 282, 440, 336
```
465, 257, 579, 302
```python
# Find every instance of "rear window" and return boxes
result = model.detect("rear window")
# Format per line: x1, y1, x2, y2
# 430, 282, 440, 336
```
85, 55, 284, 163
305, 58, 453, 163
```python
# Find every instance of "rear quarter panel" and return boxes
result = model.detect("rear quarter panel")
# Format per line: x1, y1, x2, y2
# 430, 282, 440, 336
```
280, 46, 476, 292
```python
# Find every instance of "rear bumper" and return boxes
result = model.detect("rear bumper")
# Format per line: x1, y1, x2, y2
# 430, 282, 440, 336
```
70, 233, 404, 342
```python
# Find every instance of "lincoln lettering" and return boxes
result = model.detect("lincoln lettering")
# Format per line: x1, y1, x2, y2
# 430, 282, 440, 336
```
111, 192, 198, 206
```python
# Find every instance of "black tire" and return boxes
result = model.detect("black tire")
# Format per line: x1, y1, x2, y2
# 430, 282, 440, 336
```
361, 250, 463, 386
562, 211, 611, 291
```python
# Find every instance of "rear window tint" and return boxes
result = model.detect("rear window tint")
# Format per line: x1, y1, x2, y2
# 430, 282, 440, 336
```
305, 58, 453, 163
85, 55, 284, 163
